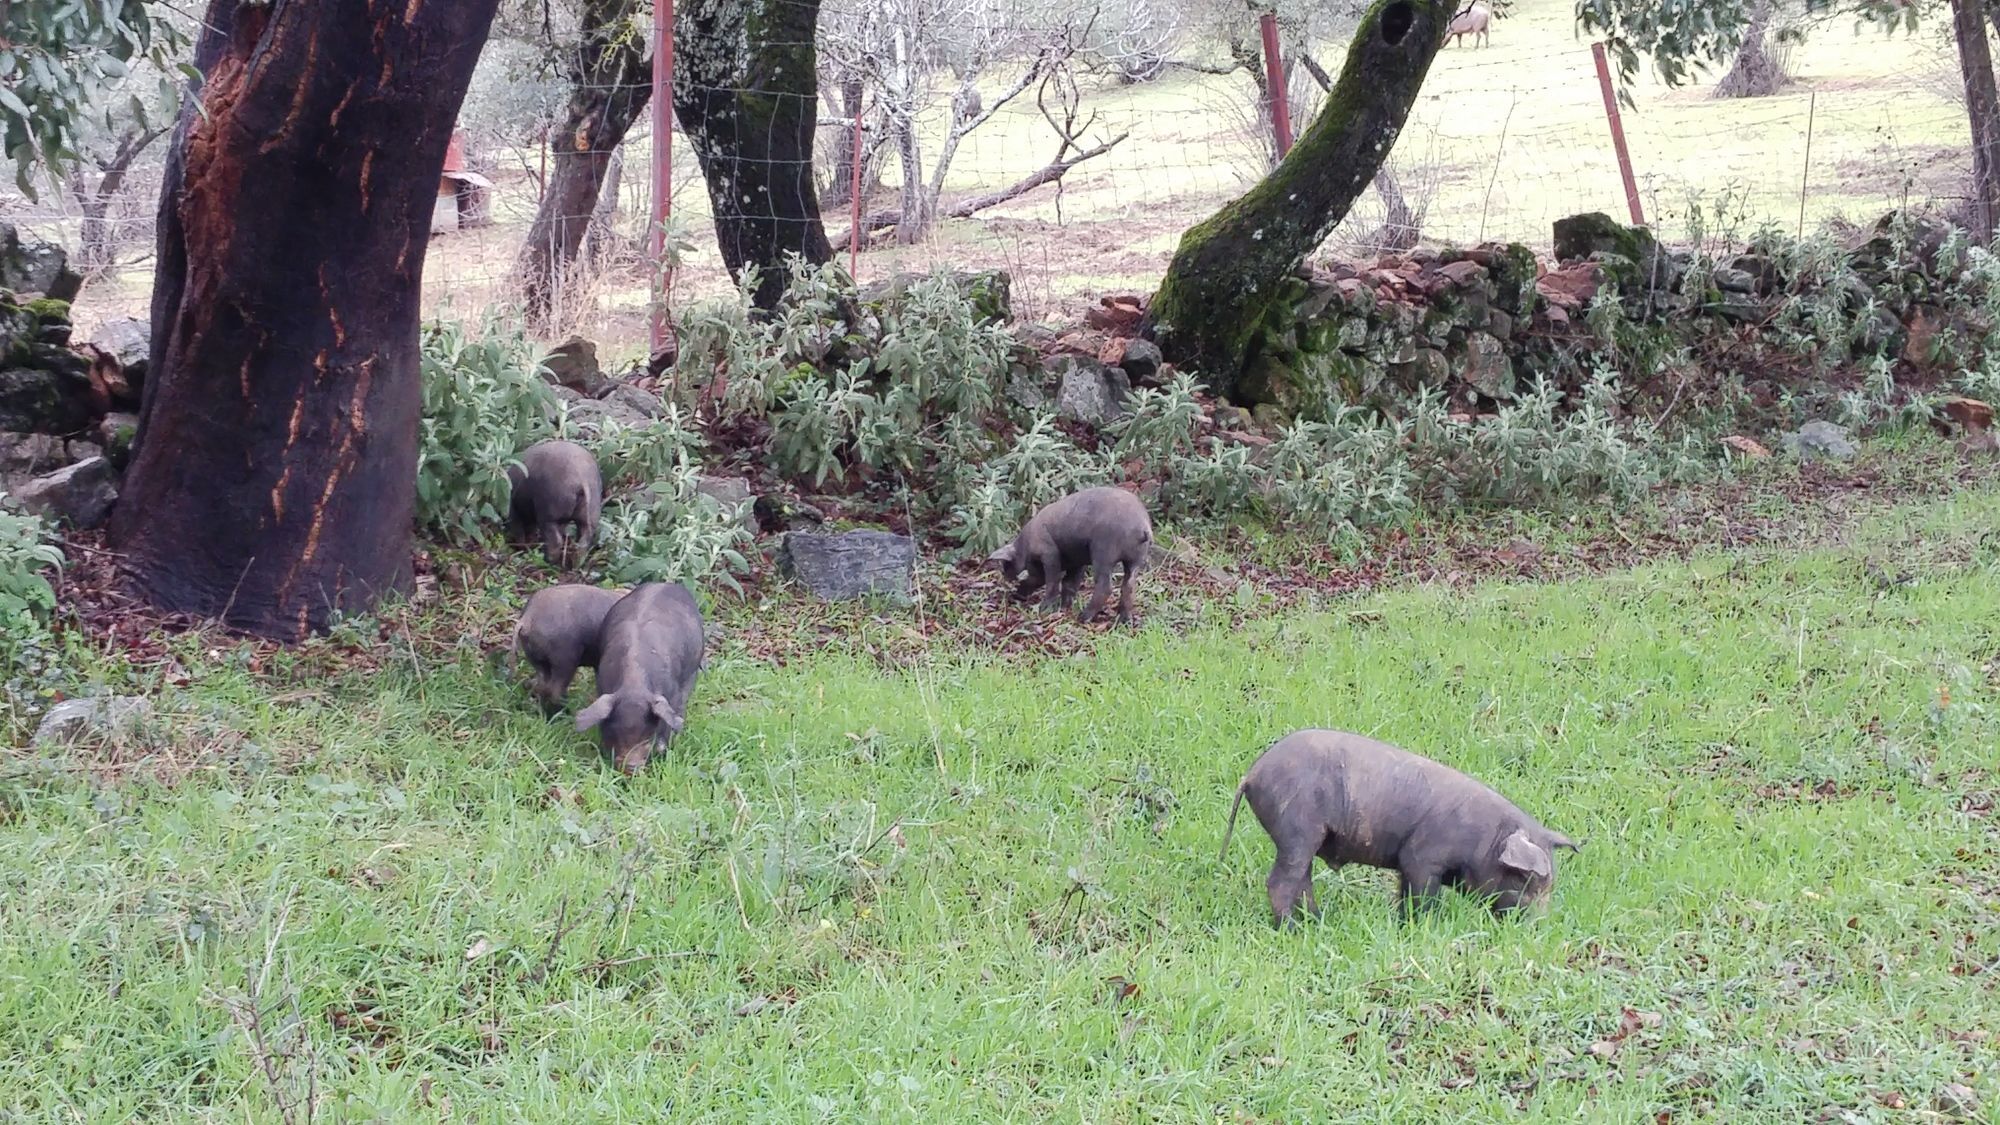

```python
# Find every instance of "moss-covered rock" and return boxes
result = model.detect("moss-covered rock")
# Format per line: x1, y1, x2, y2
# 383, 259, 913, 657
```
1554, 212, 1657, 265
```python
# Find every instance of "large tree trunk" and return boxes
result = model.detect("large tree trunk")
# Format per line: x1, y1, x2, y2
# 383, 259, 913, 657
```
1715, 0, 1784, 99
111, 0, 499, 641
1147, 0, 1451, 397
1954, 0, 2000, 241
675, 0, 835, 308
517, 0, 653, 326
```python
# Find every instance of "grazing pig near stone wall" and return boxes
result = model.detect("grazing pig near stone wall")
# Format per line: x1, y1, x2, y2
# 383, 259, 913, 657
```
1220, 729, 1577, 926
507, 439, 602, 567
987, 486, 1153, 624
1446, 2, 1492, 47
513, 584, 627, 714
574, 582, 704, 775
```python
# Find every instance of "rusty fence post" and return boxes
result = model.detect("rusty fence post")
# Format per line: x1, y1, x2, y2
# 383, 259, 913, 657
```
1260, 12, 1293, 159
649, 0, 675, 355
1590, 41, 1644, 226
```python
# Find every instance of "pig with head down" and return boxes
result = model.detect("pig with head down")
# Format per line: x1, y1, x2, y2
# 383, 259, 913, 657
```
574, 582, 705, 775
513, 584, 627, 714
1220, 729, 1578, 925
507, 439, 603, 568
987, 486, 1152, 624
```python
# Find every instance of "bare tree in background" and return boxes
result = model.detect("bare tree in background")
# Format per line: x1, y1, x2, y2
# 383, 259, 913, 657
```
821, 0, 1126, 245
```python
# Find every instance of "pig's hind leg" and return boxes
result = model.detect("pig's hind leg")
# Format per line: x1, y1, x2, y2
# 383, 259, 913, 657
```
1077, 542, 1119, 622
1265, 838, 1321, 927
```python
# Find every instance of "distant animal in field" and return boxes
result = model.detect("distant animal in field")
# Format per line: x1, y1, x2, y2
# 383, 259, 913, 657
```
987, 486, 1153, 625
1219, 729, 1577, 926
1446, 2, 1493, 47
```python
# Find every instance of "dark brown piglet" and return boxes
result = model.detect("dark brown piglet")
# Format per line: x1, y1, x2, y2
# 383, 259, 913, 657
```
1220, 729, 1577, 925
507, 439, 603, 568
987, 485, 1152, 624
513, 584, 628, 714
574, 581, 704, 775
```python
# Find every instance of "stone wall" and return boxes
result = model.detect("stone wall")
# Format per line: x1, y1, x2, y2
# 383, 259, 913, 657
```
0, 225, 145, 529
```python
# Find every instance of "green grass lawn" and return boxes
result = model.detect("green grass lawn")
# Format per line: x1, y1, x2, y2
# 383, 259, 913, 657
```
5, 482, 2000, 1120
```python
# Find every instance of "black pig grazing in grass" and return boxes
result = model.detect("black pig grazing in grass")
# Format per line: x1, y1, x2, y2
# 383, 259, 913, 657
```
513, 584, 627, 714
1220, 729, 1577, 926
987, 486, 1152, 624
507, 439, 603, 567
574, 582, 704, 775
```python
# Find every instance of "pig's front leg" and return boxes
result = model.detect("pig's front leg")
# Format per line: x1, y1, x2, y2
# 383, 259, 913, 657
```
1396, 862, 1446, 919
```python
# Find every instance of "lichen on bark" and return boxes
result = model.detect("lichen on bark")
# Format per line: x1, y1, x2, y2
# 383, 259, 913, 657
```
1146, 0, 1452, 401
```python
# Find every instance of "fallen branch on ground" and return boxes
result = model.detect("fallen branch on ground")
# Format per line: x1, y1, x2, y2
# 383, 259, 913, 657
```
833, 131, 1129, 246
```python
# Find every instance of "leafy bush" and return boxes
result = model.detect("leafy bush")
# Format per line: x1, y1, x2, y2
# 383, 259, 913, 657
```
672, 263, 1030, 549
591, 410, 753, 593
416, 314, 557, 542
0, 496, 61, 628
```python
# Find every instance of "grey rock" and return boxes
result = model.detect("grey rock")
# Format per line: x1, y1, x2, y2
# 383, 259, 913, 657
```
1296, 282, 1342, 321
777, 529, 916, 602
1784, 420, 1859, 462
0, 430, 66, 478
599, 380, 665, 419
541, 336, 610, 397
1712, 266, 1757, 294
0, 362, 94, 435
34, 695, 153, 746
13, 456, 118, 528
0, 224, 81, 301
562, 394, 650, 439
96, 412, 138, 470
753, 495, 826, 532
696, 474, 760, 534
90, 316, 150, 375
1335, 317, 1369, 351
1005, 365, 1048, 410
1119, 338, 1164, 383
1486, 308, 1515, 341
65, 440, 102, 463
1458, 333, 1514, 399
1055, 357, 1125, 425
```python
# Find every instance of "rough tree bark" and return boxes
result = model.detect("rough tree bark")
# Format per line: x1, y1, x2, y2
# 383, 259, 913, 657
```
111, 0, 500, 640
517, 0, 653, 326
1300, 51, 1419, 251
1715, 0, 1784, 99
1147, 0, 1451, 396
675, 0, 835, 308
1953, 0, 2000, 240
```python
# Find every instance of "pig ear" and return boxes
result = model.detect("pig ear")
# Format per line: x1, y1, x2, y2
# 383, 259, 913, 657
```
986, 543, 1016, 568
649, 695, 685, 733
1499, 830, 1552, 879
1544, 830, 1579, 853
574, 694, 616, 732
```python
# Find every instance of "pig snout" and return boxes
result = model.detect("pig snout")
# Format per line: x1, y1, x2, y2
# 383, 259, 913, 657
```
614, 743, 652, 776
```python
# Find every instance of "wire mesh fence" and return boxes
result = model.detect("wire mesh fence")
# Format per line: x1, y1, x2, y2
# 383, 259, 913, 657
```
9, 0, 1979, 359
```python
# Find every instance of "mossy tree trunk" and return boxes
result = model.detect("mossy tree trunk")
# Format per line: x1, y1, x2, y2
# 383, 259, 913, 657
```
111, 0, 499, 640
517, 0, 653, 328
674, 0, 835, 309
1147, 0, 1450, 398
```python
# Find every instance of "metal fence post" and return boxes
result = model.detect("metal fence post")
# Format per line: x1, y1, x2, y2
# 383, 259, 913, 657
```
649, 0, 674, 354
1259, 12, 1293, 158
1590, 41, 1645, 226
